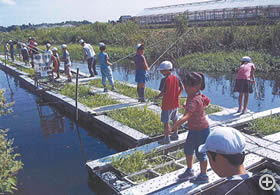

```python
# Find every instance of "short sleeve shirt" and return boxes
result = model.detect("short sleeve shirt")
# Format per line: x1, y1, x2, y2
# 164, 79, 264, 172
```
98, 52, 109, 69
83, 43, 95, 59
236, 63, 255, 80
159, 74, 182, 111
134, 54, 146, 70
185, 92, 209, 130
63, 50, 71, 65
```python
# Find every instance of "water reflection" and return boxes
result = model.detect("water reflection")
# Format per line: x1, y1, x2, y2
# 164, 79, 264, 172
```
71, 61, 280, 112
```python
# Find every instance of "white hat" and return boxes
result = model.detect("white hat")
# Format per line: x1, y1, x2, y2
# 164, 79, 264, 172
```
46, 43, 51, 48
61, 44, 67, 49
199, 126, 246, 155
158, 61, 173, 71
136, 43, 144, 50
34, 42, 38, 46
8, 40, 12, 43
79, 39, 84, 44
241, 56, 252, 63
99, 42, 106, 47
52, 47, 58, 52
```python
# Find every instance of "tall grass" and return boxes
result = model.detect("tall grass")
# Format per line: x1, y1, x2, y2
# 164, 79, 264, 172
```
248, 115, 280, 135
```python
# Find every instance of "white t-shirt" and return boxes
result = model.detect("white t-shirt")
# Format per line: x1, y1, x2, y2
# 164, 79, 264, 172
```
83, 43, 95, 59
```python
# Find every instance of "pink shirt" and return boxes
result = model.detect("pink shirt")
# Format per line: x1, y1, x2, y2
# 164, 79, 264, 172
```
185, 92, 209, 130
236, 63, 255, 80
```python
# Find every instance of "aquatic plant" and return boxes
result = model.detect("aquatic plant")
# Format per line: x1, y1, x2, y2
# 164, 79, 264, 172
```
89, 79, 159, 101
60, 84, 119, 108
111, 150, 149, 175
155, 163, 181, 175
248, 115, 280, 135
107, 105, 163, 136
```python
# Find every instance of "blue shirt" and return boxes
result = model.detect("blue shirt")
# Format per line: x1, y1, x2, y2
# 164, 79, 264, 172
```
63, 50, 71, 65
98, 52, 109, 69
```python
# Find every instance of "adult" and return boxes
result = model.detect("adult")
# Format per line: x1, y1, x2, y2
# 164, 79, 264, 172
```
134, 43, 150, 102
79, 39, 97, 77
198, 126, 278, 195
61, 44, 72, 82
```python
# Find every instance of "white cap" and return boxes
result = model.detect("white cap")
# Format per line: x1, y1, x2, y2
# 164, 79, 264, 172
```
79, 39, 84, 44
61, 44, 67, 49
8, 40, 12, 43
199, 126, 246, 155
34, 42, 38, 46
99, 42, 106, 47
158, 61, 173, 71
46, 43, 51, 48
241, 56, 252, 63
52, 47, 58, 52
136, 43, 144, 50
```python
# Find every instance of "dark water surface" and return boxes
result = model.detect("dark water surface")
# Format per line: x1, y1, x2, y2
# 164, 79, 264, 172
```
0, 70, 117, 195
1, 60, 280, 195
72, 62, 280, 112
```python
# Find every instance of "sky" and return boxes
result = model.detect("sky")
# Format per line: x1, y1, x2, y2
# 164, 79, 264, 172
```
0, 0, 209, 27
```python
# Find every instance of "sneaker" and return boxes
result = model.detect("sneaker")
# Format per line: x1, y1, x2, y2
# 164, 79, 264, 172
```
178, 168, 195, 181
112, 86, 115, 91
104, 87, 108, 92
170, 131, 179, 141
139, 98, 146, 103
90, 74, 95, 77
158, 136, 170, 145
190, 173, 209, 184
237, 107, 242, 113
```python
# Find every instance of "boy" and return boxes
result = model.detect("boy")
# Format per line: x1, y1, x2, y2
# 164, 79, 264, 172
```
60, 44, 72, 82
98, 42, 115, 92
156, 61, 183, 144
79, 39, 97, 77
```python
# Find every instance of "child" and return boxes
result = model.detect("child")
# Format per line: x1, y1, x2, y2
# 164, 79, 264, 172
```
170, 72, 210, 184
134, 43, 150, 102
98, 42, 115, 92
21, 44, 29, 66
60, 44, 72, 82
48, 47, 60, 79
155, 61, 183, 144
234, 56, 255, 114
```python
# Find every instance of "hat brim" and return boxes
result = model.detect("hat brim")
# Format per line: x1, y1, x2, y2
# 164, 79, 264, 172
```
198, 144, 207, 153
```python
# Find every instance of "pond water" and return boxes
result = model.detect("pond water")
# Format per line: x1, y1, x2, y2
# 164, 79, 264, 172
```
0, 70, 118, 195
1, 60, 280, 195
72, 62, 280, 113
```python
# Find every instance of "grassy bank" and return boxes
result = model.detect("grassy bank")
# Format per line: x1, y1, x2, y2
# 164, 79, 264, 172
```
0, 57, 35, 75
177, 50, 280, 72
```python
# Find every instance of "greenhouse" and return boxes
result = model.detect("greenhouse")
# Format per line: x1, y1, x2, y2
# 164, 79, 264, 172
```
134, 0, 280, 25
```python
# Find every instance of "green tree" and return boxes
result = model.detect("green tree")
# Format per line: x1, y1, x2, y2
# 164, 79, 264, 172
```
0, 89, 23, 194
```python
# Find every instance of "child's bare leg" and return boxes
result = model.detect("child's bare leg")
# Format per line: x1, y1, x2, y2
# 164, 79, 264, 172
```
238, 93, 243, 110
164, 123, 169, 137
200, 160, 207, 174
186, 155, 193, 169
244, 93, 249, 111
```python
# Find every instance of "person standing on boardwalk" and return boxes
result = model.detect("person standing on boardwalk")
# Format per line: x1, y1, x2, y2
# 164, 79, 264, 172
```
21, 44, 29, 66
79, 39, 97, 77
198, 126, 277, 195
170, 72, 210, 184
61, 44, 72, 82
134, 43, 150, 102
48, 47, 60, 79
4, 42, 9, 60
155, 61, 183, 144
45, 43, 53, 55
8, 40, 15, 62
16, 41, 22, 59
234, 56, 255, 114
98, 42, 115, 92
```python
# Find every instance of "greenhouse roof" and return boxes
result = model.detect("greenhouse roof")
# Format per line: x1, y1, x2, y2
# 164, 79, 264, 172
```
136, 0, 280, 16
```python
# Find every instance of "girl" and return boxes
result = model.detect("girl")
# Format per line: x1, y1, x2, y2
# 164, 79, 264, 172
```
48, 47, 60, 79
169, 72, 210, 184
134, 43, 150, 102
234, 56, 255, 114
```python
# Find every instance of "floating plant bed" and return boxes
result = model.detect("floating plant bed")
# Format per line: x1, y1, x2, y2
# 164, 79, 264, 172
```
125, 170, 159, 185
168, 149, 185, 160
235, 114, 280, 137
147, 155, 174, 167
89, 79, 159, 100
60, 84, 119, 108
154, 162, 184, 175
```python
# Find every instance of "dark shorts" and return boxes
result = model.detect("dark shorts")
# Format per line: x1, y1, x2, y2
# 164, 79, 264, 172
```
135, 69, 147, 83
184, 127, 210, 162
234, 79, 253, 94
